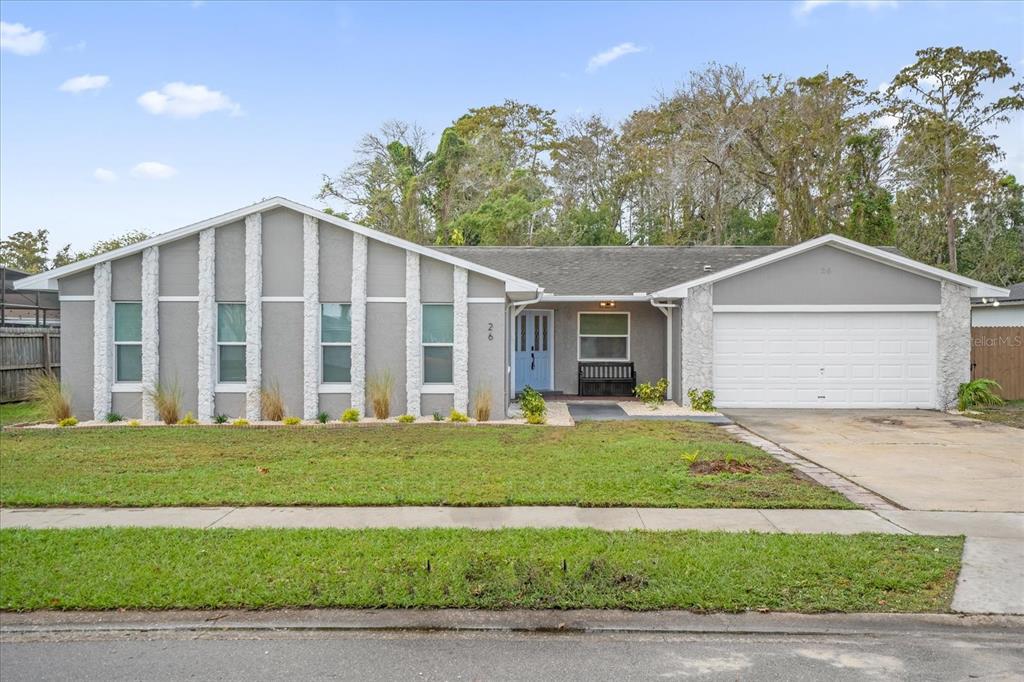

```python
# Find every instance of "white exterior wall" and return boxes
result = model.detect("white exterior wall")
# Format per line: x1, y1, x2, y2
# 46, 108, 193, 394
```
937, 281, 972, 410
973, 305, 1024, 327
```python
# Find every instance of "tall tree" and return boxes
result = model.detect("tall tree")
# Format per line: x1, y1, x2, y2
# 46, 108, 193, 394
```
886, 46, 1024, 271
0, 229, 51, 273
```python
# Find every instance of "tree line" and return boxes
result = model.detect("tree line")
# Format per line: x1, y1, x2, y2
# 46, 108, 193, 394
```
317, 46, 1023, 286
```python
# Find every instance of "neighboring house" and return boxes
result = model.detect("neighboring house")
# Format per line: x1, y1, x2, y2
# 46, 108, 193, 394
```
972, 282, 1024, 328
1, 267, 60, 326
14, 197, 1008, 420
971, 282, 1024, 400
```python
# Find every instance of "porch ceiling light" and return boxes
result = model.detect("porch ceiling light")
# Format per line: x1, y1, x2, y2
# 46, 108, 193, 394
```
599, 301, 616, 308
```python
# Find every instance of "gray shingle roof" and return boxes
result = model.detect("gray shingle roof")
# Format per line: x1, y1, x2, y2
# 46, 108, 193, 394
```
434, 245, 790, 295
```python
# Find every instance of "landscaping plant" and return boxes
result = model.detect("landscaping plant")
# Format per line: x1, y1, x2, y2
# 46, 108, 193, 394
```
232, 418, 249, 426
105, 413, 123, 423
214, 414, 228, 424
148, 382, 182, 424
634, 378, 668, 408
433, 411, 443, 421
261, 383, 285, 422
473, 387, 492, 422
397, 414, 416, 423
282, 416, 301, 425
317, 411, 329, 424
57, 417, 78, 427
520, 386, 547, 424
687, 388, 715, 413
957, 378, 1004, 411
179, 412, 198, 425
26, 372, 72, 423
341, 408, 360, 423
367, 370, 394, 419
128, 420, 140, 427
449, 410, 469, 423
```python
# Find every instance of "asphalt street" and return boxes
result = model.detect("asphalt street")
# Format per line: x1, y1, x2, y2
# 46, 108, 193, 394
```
3, 628, 1022, 681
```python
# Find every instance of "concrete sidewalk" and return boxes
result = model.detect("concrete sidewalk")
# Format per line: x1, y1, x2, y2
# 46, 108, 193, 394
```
3, 505, 1021, 537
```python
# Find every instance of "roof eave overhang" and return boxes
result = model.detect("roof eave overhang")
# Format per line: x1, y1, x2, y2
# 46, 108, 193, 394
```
14, 197, 542, 294
651, 234, 1011, 300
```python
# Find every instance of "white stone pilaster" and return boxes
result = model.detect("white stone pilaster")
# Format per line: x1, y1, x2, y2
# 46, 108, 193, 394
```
405, 251, 421, 416
302, 215, 320, 420
92, 262, 112, 420
196, 228, 216, 421
680, 282, 714, 396
244, 213, 263, 421
140, 246, 160, 422
453, 266, 469, 414
350, 234, 368, 416
937, 281, 971, 410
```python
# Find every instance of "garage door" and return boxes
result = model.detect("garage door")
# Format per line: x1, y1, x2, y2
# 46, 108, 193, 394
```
713, 312, 937, 408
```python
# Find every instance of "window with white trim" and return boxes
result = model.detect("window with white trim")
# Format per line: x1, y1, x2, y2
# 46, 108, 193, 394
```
578, 312, 629, 360
114, 302, 142, 382
321, 303, 352, 383
423, 304, 453, 383
217, 303, 246, 383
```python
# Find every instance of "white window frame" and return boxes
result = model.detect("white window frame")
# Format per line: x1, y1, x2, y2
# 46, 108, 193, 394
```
113, 301, 143, 385
422, 303, 454, 385
217, 302, 246, 385
320, 302, 352, 386
577, 311, 631, 362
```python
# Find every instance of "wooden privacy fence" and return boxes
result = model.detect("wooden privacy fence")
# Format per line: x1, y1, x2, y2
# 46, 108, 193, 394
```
0, 327, 61, 403
971, 326, 1024, 400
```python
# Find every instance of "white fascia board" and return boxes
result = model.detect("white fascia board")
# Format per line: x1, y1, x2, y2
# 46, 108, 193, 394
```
14, 196, 542, 295
651, 234, 1011, 299
542, 294, 651, 302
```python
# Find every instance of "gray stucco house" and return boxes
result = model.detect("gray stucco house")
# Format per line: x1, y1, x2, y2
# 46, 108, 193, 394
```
14, 197, 1008, 420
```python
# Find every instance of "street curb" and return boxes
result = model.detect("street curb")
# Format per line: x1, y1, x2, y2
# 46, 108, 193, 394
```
3, 609, 1022, 637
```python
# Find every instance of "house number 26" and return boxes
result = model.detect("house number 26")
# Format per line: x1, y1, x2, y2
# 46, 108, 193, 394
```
487, 322, 494, 341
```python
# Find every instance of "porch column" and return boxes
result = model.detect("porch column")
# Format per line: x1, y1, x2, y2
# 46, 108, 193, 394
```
350, 234, 368, 415
405, 252, 421, 416
937, 281, 971, 409
140, 246, 159, 422
680, 282, 713, 395
244, 213, 262, 421
453, 266, 469, 414
92, 261, 112, 420
196, 228, 216, 421
302, 215, 320, 420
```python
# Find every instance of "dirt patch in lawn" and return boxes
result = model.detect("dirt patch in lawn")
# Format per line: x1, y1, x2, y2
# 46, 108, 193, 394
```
689, 459, 758, 475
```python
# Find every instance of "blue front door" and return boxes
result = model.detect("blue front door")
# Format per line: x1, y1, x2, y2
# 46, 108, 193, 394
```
515, 310, 552, 392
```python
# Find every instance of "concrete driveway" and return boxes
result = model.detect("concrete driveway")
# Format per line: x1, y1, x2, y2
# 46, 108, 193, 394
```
723, 410, 1024, 512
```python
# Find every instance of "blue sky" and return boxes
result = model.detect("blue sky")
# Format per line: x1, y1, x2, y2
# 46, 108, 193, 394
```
2, 0, 1022, 250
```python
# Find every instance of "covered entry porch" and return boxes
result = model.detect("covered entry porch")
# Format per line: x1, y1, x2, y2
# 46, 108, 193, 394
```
510, 299, 673, 399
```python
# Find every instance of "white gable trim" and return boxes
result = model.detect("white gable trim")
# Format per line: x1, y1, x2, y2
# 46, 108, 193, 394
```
651, 234, 1009, 299
14, 196, 538, 294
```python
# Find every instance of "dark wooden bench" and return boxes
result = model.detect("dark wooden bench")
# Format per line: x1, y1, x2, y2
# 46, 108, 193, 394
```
578, 362, 636, 397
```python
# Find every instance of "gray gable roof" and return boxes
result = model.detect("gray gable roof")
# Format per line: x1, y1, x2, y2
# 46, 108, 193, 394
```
435, 246, 790, 295
973, 282, 1024, 304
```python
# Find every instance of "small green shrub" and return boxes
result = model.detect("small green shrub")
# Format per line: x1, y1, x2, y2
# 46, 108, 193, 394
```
179, 412, 198, 425
687, 388, 715, 412
520, 386, 546, 424
105, 412, 123, 423
433, 411, 443, 421
57, 417, 78, 427
214, 414, 228, 424
341, 408, 360, 423
282, 416, 301, 425
449, 410, 469, 423
317, 411, 329, 424
634, 378, 668, 408
397, 414, 416, 423
232, 418, 249, 426
128, 419, 140, 427
957, 378, 1004, 411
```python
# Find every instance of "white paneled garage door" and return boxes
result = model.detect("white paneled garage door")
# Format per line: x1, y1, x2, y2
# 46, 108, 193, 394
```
713, 312, 937, 408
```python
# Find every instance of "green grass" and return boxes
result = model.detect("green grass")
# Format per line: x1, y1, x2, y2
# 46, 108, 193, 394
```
0, 401, 44, 427
967, 400, 1024, 430
0, 528, 961, 612
0, 421, 853, 509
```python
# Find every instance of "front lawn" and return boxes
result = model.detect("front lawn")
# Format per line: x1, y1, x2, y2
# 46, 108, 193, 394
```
0, 528, 961, 612
0, 421, 852, 509
967, 400, 1024, 430
0, 401, 44, 427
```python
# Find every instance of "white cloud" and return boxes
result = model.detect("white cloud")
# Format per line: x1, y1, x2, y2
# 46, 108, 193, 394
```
586, 42, 645, 74
93, 168, 117, 183
131, 161, 177, 180
794, 1, 898, 17
59, 74, 110, 94
137, 82, 241, 119
0, 21, 47, 55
